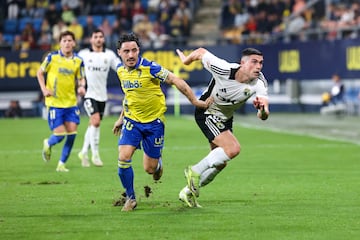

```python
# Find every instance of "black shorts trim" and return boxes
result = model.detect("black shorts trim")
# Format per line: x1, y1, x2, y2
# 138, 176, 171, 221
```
83, 98, 106, 119
194, 108, 233, 142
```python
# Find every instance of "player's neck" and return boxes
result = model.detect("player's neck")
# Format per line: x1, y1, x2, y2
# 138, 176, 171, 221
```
62, 51, 73, 58
235, 69, 251, 83
93, 46, 104, 52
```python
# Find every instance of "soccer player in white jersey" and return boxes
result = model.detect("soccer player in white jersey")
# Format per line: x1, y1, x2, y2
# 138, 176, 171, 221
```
176, 47, 270, 207
77, 29, 121, 167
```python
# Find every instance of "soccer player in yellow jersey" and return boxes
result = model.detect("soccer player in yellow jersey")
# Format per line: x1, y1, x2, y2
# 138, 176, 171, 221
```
112, 33, 212, 211
37, 30, 86, 172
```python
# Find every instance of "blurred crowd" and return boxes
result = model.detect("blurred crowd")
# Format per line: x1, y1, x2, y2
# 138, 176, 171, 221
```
219, 0, 360, 44
0, 0, 359, 52
0, 0, 200, 51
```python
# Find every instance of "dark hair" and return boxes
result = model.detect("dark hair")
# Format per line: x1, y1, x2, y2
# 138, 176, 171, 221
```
117, 33, 140, 49
242, 48, 263, 57
91, 29, 104, 37
59, 30, 76, 42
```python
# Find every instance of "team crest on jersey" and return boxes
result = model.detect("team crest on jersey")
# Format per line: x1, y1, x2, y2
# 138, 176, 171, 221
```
244, 88, 251, 96
137, 69, 142, 77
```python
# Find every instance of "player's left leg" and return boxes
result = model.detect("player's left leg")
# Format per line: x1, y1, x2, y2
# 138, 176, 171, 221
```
142, 119, 164, 181
143, 155, 163, 181
55, 107, 80, 172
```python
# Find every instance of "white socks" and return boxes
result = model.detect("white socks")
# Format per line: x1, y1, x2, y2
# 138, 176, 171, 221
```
81, 125, 100, 156
199, 167, 221, 187
182, 148, 230, 194
192, 147, 230, 174
89, 125, 100, 156
81, 127, 90, 154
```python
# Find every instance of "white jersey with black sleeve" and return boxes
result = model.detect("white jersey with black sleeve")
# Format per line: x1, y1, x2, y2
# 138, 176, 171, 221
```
78, 48, 121, 102
200, 51, 268, 121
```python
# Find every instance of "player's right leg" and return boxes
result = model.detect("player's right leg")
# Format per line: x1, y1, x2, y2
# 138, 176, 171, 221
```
179, 186, 202, 208
117, 118, 141, 211
184, 166, 201, 197
142, 118, 165, 181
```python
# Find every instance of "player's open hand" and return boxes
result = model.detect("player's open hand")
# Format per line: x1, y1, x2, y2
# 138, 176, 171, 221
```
112, 119, 123, 136
176, 49, 187, 65
253, 97, 263, 110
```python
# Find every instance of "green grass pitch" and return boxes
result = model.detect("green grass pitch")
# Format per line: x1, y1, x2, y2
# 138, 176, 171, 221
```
0, 114, 359, 240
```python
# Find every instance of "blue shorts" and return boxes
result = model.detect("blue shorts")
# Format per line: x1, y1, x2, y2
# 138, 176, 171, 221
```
47, 106, 80, 130
118, 117, 165, 159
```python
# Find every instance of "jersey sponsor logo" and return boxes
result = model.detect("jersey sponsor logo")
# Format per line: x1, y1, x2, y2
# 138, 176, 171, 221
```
58, 67, 74, 75
87, 66, 109, 72
154, 135, 164, 146
215, 87, 252, 105
123, 80, 142, 89
216, 92, 237, 104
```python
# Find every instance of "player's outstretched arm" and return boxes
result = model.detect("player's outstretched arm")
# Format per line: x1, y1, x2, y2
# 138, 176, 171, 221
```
166, 72, 212, 109
176, 48, 208, 65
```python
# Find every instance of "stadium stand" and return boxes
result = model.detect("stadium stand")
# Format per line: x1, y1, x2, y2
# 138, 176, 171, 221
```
0, 0, 359, 117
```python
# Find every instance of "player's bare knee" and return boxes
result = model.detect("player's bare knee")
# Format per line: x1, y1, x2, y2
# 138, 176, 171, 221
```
93, 122, 100, 127
227, 144, 241, 159
144, 166, 155, 175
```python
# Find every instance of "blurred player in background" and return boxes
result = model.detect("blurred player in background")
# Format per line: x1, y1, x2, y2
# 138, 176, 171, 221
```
112, 33, 212, 211
176, 47, 270, 207
77, 29, 121, 167
321, 73, 345, 106
37, 30, 86, 172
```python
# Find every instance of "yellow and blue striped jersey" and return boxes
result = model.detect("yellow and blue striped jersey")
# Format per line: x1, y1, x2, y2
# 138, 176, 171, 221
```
40, 50, 85, 108
116, 57, 169, 123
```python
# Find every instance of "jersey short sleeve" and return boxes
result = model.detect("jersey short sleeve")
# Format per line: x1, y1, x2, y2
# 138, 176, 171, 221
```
201, 51, 234, 76
149, 61, 169, 82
